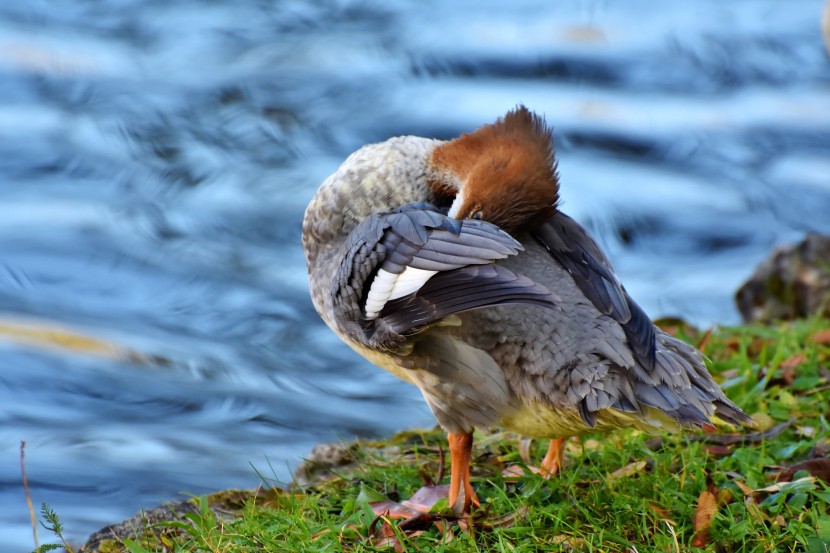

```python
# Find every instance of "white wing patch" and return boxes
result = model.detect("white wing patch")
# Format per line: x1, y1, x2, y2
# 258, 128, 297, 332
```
364, 267, 438, 319
447, 192, 465, 218
389, 267, 438, 299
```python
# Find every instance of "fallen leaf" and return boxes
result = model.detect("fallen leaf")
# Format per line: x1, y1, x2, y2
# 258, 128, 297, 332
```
398, 514, 449, 532
779, 353, 807, 385
606, 461, 647, 483
810, 329, 830, 344
733, 480, 754, 497
774, 458, 830, 483
369, 512, 459, 552
405, 484, 452, 512
337, 522, 364, 546
370, 484, 454, 519
370, 501, 423, 519
754, 476, 816, 493
692, 490, 718, 547
748, 337, 772, 357
646, 502, 671, 520
703, 444, 732, 456
723, 337, 742, 353
780, 353, 806, 371
696, 327, 714, 354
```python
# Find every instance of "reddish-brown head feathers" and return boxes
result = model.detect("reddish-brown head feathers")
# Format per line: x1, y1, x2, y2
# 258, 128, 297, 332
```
430, 106, 559, 233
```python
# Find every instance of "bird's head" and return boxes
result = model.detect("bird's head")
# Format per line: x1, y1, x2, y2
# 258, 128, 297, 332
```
428, 106, 560, 233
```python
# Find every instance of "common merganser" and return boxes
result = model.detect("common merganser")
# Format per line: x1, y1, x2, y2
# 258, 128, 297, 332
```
301, 106, 752, 514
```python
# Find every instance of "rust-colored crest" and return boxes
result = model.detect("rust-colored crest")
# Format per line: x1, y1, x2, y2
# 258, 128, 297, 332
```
430, 106, 559, 232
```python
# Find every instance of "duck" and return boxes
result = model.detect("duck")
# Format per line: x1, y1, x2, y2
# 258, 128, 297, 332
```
301, 106, 753, 515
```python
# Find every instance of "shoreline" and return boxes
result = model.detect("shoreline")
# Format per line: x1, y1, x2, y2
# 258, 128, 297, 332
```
67, 315, 830, 552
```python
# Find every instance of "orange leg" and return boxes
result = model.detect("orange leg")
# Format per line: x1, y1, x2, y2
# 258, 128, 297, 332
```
539, 437, 565, 478
447, 432, 479, 514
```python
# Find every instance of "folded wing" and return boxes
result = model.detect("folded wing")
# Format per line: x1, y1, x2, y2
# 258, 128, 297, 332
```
533, 212, 656, 370
332, 202, 558, 350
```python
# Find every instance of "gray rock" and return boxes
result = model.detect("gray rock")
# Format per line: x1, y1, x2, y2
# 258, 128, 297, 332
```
736, 233, 830, 323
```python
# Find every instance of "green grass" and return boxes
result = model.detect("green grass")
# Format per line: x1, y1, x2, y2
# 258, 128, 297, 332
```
61, 318, 830, 552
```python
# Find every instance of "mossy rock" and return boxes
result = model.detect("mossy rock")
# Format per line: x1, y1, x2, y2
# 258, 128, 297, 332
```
736, 233, 830, 323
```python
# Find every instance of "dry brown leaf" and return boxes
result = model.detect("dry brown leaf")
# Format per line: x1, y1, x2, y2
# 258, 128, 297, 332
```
606, 461, 647, 483
696, 327, 714, 354
810, 329, 830, 345
370, 513, 449, 552
775, 458, 830, 483
370, 500, 424, 519
646, 502, 672, 520
733, 480, 754, 497
370, 484, 454, 519
691, 490, 718, 547
780, 353, 807, 371
404, 484, 451, 511
779, 353, 807, 385
723, 336, 742, 353
747, 337, 772, 357
703, 444, 732, 456
368, 517, 401, 550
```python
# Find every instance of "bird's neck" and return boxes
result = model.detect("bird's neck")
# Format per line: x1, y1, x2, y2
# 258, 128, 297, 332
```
302, 135, 447, 266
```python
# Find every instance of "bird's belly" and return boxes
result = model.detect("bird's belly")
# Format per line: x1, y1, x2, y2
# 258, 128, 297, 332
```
499, 402, 587, 438
500, 400, 660, 438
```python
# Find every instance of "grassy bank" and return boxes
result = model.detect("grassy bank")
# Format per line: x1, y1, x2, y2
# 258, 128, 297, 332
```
60, 318, 830, 552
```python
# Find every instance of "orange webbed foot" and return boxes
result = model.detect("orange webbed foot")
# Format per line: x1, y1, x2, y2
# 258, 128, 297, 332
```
503, 437, 566, 480
370, 431, 479, 518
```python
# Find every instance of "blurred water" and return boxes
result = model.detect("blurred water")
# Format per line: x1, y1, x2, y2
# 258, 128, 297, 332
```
1, 0, 829, 549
